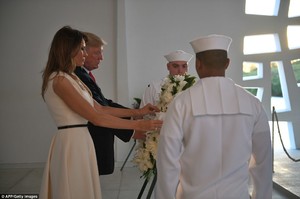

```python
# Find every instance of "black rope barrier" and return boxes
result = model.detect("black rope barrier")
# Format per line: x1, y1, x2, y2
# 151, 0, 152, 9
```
272, 106, 300, 162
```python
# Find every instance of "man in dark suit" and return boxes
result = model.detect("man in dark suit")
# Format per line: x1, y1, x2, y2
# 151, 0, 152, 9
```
75, 32, 136, 175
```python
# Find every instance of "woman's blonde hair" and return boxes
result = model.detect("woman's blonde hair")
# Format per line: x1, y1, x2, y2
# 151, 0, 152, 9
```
41, 26, 87, 98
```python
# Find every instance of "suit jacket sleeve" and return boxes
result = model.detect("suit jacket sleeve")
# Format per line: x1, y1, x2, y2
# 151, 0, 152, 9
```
74, 67, 134, 142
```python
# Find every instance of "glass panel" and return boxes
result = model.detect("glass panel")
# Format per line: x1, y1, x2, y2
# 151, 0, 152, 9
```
245, 0, 280, 16
271, 121, 296, 150
243, 34, 281, 55
287, 26, 300, 50
245, 87, 264, 101
288, 0, 300, 18
291, 59, 300, 87
243, 62, 263, 80
271, 61, 291, 112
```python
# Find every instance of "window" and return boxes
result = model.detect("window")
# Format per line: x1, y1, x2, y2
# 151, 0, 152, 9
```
291, 59, 300, 87
243, 62, 263, 80
243, 34, 281, 55
288, 0, 300, 18
271, 121, 296, 149
287, 25, 300, 50
245, 0, 280, 16
245, 87, 264, 101
244, 0, 298, 150
271, 61, 291, 112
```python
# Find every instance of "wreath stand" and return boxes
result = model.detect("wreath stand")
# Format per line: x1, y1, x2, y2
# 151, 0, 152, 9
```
137, 172, 157, 199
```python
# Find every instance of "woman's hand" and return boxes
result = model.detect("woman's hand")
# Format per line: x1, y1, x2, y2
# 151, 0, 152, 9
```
139, 103, 160, 116
135, 119, 163, 132
132, 130, 146, 140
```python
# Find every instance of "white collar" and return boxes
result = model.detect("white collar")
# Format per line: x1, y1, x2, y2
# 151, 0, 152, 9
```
81, 66, 91, 74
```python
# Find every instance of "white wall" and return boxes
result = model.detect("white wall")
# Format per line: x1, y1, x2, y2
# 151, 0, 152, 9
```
0, 0, 299, 165
0, 0, 118, 164
124, 0, 245, 100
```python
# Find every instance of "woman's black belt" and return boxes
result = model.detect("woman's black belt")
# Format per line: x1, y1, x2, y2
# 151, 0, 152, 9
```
57, 124, 88, 130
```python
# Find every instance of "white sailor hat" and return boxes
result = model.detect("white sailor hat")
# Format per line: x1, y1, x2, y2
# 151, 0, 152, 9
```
164, 50, 193, 63
190, 34, 232, 53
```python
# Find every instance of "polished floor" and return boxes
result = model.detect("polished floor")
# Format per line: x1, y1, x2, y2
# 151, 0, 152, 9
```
0, 149, 299, 199
273, 149, 300, 199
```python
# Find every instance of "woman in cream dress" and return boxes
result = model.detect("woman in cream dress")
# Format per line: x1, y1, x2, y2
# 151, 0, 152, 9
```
40, 26, 162, 199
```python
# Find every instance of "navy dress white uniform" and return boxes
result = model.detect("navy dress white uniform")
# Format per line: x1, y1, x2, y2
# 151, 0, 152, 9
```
140, 50, 193, 107
155, 35, 272, 199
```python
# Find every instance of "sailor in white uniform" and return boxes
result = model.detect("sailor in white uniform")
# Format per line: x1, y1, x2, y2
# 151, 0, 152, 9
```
140, 50, 193, 107
155, 35, 272, 199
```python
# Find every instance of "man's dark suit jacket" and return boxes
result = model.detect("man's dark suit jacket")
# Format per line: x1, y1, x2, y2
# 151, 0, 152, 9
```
75, 66, 134, 175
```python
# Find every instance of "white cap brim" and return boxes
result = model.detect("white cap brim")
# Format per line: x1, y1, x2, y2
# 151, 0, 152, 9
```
164, 50, 193, 62
190, 34, 232, 53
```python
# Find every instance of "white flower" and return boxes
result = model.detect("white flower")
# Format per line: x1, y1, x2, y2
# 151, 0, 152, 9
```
132, 141, 152, 172
174, 75, 185, 82
166, 83, 174, 93
163, 77, 171, 83
155, 112, 166, 120
133, 74, 196, 180
178, 80, 187, 91
162, 92, 173, 104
